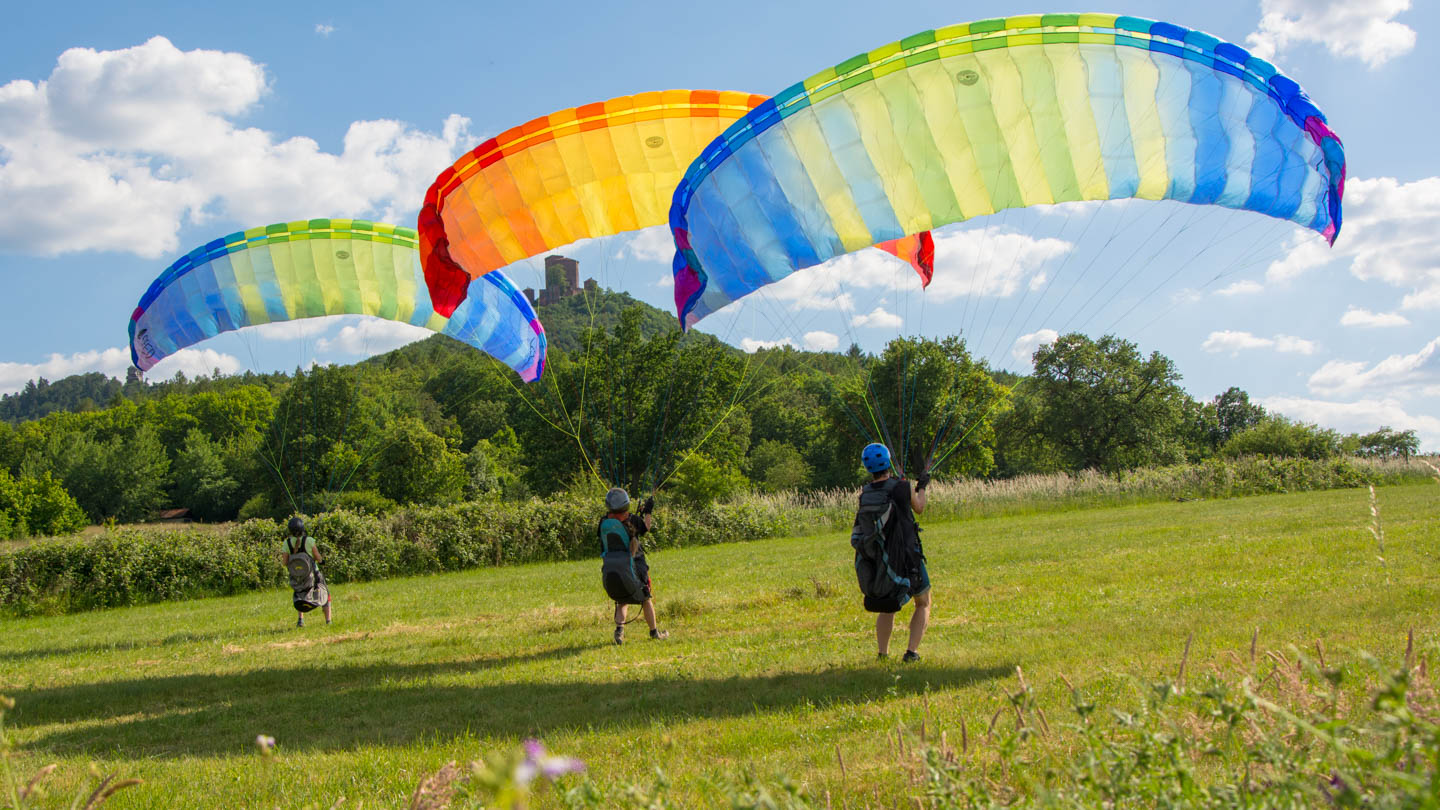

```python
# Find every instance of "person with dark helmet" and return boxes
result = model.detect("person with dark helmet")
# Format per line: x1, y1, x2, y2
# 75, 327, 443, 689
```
859, 443, 930, 662
281, 516, 332, 627
598, 487, 668, 645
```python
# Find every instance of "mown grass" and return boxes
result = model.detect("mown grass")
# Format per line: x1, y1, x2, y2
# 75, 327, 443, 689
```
2, 481, 1437, 807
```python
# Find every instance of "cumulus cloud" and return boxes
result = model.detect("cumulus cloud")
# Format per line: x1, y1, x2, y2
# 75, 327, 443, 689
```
1340, 307, 1410, 328
1216, 280, 1264, 297
1011, 328, 1059, 365
0, 37, 471, 258
1247, 0, 1416, 68
1259, 395, 1440, 449
314, 320, 433, 355
740, 337, 796, 353
249, 317, 346, 341
615, 226, 674, 263
850, 306, 902, 329
0, 346, 241, 394
750, 227, 1070, 314
737, 331, 841, 353
1263, 177, 1440, 309
1307, 337, 1440, 397
803, 330, 840, 351
1202, 330, 1318, 355
315, 23, 335, 36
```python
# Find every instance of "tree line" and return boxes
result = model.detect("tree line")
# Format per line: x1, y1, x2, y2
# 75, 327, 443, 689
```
0, 290, 1421, 537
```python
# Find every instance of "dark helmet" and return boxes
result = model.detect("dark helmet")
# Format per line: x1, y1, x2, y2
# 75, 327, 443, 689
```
862, 443, 892, 474
287, 516, 306, 537
605, 487, 630, 512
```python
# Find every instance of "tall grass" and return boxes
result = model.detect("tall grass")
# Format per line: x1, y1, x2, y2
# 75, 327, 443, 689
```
745, 455, 1438, 535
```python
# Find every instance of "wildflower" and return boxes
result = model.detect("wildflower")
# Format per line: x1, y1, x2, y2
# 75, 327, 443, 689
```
255, 734, 276, 756
515, 739, 584, 787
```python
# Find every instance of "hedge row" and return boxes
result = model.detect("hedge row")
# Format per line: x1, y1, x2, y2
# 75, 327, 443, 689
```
0, 496, 792, 615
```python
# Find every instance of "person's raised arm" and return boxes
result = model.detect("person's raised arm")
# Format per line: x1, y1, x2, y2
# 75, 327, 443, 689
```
912, 471, 930, 514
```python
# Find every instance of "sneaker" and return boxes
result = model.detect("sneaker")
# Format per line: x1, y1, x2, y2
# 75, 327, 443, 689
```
877, 652, 889, 661
296, 616, 305, 628
649, 628, 669, 640
902, 650, 921, 663
613, 625, 624, 645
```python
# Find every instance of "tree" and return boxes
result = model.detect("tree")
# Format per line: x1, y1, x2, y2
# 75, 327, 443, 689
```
666, 452, 749, 507
1354, 426, 1420, 459
827, 337, 1009, 480
172, 430, 243, 521
746, 439, 812, 492
1028, 334, 1190, 473
1222, 416, 1341, 459
372, 417, 465, 505
1212, 387, 1266, 446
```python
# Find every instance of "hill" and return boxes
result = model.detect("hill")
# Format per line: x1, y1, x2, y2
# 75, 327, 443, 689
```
4, 483, 1437, 806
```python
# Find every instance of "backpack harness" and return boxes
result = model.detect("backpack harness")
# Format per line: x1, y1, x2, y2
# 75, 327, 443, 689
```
851, 478, 914, 613
286, 535, 328, 613
599, 516, 648, 605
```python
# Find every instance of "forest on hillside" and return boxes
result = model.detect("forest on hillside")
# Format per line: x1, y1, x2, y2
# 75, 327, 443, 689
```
0, 289, 1421, 537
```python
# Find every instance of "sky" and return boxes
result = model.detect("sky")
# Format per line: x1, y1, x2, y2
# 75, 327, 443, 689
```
0, 0, 1436, 447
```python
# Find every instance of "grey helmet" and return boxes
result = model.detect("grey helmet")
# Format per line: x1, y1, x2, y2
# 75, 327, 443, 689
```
605, 487, 630, 512
287, 516, 306, 537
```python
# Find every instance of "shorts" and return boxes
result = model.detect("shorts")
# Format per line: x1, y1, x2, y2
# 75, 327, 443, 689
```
908, 560, 931, 597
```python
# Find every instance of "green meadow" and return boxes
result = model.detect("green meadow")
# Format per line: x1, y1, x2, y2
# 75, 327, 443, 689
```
4, 482, 1437, 807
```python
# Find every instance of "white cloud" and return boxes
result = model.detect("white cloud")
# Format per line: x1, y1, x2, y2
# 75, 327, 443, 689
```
1011, 328, 1059, 365
1340, 307, 1410, 328
1264, 177, 1440, 310
315, 24, 335, 36
750, 227, 1070, 315
802, 330, 840, 352
1259, 395, 1440, 449
740, 337, 796, 353
1247, 0, 1415, 68
1201, 330, 1318, 355
1216, 280, 1264, 297
0, 37, 471, 258
249, 317, 345, 341
314, 320, 433, 355
615, 226, 674, 263
1307, 337, 1440, 397
850, 306, 902, 329
0, 346, 240, 394
150, 348, 244, 380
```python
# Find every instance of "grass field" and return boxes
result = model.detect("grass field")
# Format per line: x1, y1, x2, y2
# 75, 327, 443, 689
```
3, 481, 1438, 807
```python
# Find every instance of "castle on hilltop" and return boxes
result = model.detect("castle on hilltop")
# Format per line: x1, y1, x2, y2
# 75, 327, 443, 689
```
524, 255, 597, 307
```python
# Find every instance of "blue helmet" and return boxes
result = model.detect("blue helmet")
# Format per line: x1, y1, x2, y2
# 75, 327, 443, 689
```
862, 443, 892, 474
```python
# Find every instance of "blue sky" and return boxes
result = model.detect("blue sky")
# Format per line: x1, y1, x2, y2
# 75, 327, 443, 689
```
1, 0, 1436, 447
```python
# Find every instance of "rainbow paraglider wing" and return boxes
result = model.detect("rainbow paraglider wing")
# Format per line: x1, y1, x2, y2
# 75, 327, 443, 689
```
418, 90, 769, 317
129, 219, 547, 382
671, 14, 1346, 328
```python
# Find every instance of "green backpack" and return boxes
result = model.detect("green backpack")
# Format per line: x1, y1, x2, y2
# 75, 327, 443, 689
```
598, 517, 646, 605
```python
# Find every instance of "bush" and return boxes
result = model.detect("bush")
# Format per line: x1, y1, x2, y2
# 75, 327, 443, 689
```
236, 493, 273, 522
0, 469, 85, 539
0, 491, 796, 615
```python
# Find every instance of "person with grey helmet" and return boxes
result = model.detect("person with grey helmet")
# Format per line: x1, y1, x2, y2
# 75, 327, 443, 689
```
858, 443, 930, 662
598, 487, 668, 644
281, 516, 332, 627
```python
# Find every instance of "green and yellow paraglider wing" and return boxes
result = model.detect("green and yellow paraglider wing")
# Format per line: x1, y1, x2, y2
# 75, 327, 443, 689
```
128, 219, 546, 382
671, 14, 1346, 328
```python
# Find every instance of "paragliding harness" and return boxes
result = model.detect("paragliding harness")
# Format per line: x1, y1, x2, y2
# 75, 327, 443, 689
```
599, 500, 653, 606
285, 535, 329, 613
851, 478, 914, 613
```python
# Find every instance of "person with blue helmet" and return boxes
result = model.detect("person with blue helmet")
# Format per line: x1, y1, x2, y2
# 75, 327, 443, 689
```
859, 442, 931, 662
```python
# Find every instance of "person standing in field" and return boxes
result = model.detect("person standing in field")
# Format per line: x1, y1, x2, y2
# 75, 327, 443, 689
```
854, 443, 930, 662
598, 488, 668, 644
282, 517, 332, 628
